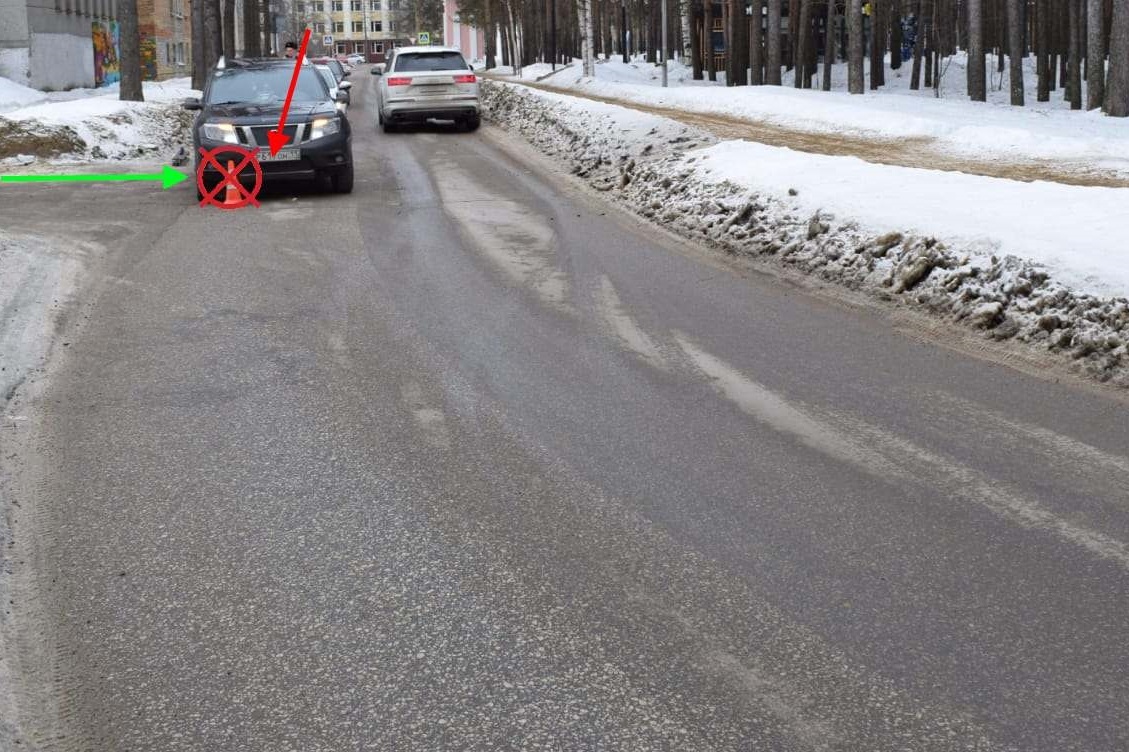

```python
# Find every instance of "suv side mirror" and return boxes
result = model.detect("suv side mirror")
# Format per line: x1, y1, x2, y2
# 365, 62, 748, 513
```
182, 97, 202, 110
372, 63, 385, 75
336, 90, 349, 102
338, 80, 353, 90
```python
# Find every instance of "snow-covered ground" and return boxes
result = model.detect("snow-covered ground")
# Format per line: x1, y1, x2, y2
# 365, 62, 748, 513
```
483, 80, 1129, 385
508, 54, 1129, 177
0, 77, 46, 112
0, 77, 198, 164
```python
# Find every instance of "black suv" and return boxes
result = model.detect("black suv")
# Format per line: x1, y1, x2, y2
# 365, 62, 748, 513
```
184, 57, 353, 197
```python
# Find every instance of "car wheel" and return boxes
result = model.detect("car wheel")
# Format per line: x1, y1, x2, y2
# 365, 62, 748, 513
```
463, 115, 480, 132
332, 164, 354, 194
377, 108, 383, 124
382, 119, 397, 133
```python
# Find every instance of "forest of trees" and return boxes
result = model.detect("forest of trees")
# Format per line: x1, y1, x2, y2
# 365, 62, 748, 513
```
454, 0, 1129, 115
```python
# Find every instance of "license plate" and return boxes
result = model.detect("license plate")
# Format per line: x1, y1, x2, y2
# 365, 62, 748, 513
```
258, 148, 299, 162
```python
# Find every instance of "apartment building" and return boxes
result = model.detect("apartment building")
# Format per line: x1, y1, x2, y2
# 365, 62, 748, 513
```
292, 0, 403, 62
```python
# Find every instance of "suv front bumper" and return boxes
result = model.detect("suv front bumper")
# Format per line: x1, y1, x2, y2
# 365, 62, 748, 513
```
196, 133, 352, 185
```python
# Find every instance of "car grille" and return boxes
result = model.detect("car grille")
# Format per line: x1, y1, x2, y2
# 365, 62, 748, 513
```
244, 124, 300, 146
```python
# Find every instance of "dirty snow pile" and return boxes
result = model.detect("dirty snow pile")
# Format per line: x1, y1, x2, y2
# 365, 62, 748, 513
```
0, 78, 197, 164
482, 80, 1129, 385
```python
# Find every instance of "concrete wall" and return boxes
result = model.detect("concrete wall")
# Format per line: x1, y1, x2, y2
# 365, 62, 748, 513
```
29, 30, 95, 88
0, 0, 32, 82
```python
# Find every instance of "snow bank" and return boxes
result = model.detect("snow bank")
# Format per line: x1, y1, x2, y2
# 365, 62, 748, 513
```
0, 78, 198, 162
483, 80, 1129, 385
0, 76, 46, 113
535, 56, 1129, 175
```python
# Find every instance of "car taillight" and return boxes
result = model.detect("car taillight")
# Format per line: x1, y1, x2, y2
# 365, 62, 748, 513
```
386, 77, 412, 86
454, 74, 477, 84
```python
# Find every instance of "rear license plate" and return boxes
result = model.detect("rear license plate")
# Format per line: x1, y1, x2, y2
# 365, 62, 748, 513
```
258, 148, 299, 162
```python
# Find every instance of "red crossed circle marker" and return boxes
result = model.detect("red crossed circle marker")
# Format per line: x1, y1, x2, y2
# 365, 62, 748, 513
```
197, 145, 263, 209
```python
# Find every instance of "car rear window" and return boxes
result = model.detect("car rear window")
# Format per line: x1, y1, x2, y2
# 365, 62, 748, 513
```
394, 52, 469, 72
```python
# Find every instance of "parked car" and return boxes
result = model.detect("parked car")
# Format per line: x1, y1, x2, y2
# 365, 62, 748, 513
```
346, 53, 366, 65
183, 57, 354, 196
311, 57, 350, 83
372, 46, 480, 132
315, 63, 351, 111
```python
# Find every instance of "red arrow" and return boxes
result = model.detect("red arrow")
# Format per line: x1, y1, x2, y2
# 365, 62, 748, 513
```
267, 27, 312, 156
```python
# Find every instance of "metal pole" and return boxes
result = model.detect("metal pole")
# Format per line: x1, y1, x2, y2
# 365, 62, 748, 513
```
621, 0, 628, 62
551, 0, 556, 69
661, 0, 668, 85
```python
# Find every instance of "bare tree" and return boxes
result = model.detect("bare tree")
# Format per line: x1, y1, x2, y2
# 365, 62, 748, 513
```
1067, 0, 1082, 108
910, 0, 924, 88
224, 0, 236, 60
794, 0, 812, 87
119, 0, 144, 100
847, 0, 862, 92
705, 0, 717, 80
1086, 0, 1105, 108
750, 0, 764, 83
821, 0, 834, 90
766, 0, 782, 83
967, 0, 986, 99
1006, 0, 1023, 104
1105, 0, 1128, 113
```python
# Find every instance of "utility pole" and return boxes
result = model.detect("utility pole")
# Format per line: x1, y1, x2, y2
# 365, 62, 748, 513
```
661, 0, 668, 85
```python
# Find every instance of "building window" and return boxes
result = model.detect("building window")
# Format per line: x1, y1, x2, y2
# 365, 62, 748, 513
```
351, 20, 363, 32
177, 42, 185, 64
332, 0, 343, 10
314, 21, 325, 32
350, 0, 362, 9
336, 43, 347, 53
354, 42, 365, 53
373, 42, 383, 53
333, 20, 344, 32
369, 20, 381, 31
369, 0, 380, 9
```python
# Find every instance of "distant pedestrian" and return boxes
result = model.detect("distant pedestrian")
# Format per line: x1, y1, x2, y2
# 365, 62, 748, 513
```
284, 41, 298, 59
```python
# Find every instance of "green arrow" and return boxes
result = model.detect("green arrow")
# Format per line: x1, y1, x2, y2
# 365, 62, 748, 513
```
0, 165, 189, 190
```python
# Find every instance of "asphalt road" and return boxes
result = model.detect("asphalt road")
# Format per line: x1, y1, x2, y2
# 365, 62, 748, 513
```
2, 72, 1128, 752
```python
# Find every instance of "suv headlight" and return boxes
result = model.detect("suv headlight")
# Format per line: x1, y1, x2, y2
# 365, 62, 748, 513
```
308, 117, 340, 141
202, 122, 238, 144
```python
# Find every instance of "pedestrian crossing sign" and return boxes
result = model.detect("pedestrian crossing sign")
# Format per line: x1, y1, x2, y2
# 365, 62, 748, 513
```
417, 32, 430, 45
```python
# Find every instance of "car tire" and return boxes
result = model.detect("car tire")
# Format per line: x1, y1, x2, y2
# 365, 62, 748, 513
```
377, 108, 383, 124
463, 115, 480, 132
382, 119, 396, 133
332, 164, 354, 194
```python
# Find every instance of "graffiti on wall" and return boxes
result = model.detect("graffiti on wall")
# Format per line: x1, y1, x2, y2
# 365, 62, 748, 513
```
140, 38, 158, 80
92, 21, 120, 87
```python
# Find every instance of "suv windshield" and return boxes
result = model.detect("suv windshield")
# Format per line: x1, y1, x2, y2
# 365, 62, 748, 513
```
394, 52, 468, 72
207, 66, 328, 105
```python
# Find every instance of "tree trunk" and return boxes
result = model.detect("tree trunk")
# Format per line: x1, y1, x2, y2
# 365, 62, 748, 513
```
204, 0, 223, 65
1068, 0, 1082, 107
870, 0, 885, 88
692, 0, 705, 77
910, 0, 925, 87
1086, 0, 1105, 108
706, 0, 717, 79
968, 0, 986, 99
119, 0, 144, 99
1007, 0, 1023, 103
1107, 0, 1129, 114
767, 0, 782, 82
732, 0, 749, 83
795, 0, 811, 85
243, 0, 262, 57
822, 0, 835, 89
223, 0, 236, 59
192, 0, 206, 87
750, 0, 764, 83
485, 0, 497, 68
890, 0, 902, 69
847, 0, 863, 91
1036, 0, 1050, 99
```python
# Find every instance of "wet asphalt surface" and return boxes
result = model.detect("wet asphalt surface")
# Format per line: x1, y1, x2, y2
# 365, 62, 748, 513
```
2, 72, 1129, 751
